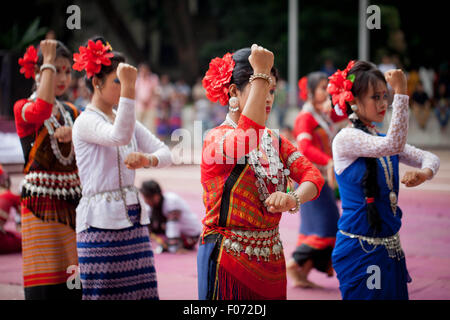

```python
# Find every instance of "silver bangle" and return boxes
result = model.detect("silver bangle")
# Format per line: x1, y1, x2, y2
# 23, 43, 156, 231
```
144, 154, 154, 168
40, 64, 57, 73
249, 73, 272, 85
287, 191, 301, 214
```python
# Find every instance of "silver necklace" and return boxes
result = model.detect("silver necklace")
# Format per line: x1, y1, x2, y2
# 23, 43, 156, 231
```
223, 114, 290, 208
379, 156, 397, 216
44, 100, 75, 166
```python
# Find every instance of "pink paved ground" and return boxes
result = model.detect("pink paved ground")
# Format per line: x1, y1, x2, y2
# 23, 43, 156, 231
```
1, 150, 449, 300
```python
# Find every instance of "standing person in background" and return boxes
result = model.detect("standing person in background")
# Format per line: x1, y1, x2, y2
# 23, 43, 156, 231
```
288, 72, 346, 288
155, 74, 175, 141
72, 37, 172, 300
434, 82, 450, 132
13, 40, 81, 300
411, 81, 432, 130
73, 77, 92, 112
135, 63, 160, 133
272, 78, 288, 128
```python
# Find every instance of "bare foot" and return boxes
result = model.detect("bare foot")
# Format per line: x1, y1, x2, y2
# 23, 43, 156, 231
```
286, 259, 303, 283
293, 278, 323, 289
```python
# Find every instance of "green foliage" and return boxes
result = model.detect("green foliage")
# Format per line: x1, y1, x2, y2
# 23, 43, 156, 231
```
0, 17, 47, 52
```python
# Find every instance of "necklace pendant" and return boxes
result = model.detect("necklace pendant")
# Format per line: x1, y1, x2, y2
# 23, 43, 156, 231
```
389, 191, 397, 216
389, 191, 397, 205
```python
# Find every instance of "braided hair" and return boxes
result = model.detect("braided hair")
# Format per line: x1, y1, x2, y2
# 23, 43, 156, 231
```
346, 61, 387, 234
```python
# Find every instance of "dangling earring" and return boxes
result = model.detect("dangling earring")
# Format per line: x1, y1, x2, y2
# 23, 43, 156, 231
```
229, 97, 239, 113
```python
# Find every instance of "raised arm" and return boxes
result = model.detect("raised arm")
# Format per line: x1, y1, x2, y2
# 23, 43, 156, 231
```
75, 97, 136, 146
333, 93, 410, 159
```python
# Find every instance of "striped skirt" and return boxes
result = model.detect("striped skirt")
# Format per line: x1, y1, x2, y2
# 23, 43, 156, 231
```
77, 204, 159, 300
21, 205, 81, 300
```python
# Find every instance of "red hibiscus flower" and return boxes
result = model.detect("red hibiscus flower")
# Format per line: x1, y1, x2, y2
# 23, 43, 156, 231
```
18, 45, 38, 79
73, 40, 114, 79
298, 76, 308, 101
202, 52, 235, 106
327, 60, 356, 115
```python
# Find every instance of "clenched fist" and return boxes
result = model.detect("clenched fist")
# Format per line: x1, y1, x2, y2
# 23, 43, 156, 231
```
249, 44, 274, 76
40, 40, 57, 65
116, 63, 138, 99
124, 152, 158, 170
401, 168, 432, 187
385, 69, 407, 95
264, 191, 297, 213
53, 126, 72, 143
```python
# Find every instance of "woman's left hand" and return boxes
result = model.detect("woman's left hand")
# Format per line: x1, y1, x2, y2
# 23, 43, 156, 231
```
53, 126, 72, 143
124, 152, 150, 170
265, 191, 297, 213
401, 169, 432, 187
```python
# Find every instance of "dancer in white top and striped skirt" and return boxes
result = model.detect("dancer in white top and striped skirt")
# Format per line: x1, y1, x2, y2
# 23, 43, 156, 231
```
72, 37, 172, 300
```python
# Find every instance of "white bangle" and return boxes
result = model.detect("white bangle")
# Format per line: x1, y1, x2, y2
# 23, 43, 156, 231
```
144, 154, 155, 168
249, 73, 272, 86
40, 64, 57, 73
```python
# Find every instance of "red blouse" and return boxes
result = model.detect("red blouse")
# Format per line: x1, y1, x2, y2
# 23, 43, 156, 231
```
201, 114, 324, 233
13, 98, 53, 138
293, 108, 347, 166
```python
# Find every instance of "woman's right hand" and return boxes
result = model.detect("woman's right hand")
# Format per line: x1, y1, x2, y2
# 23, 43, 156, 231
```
385, 69, 407, 95
248, 44, 274, 76
117, 63, 138, 99
40, 40, 57, 65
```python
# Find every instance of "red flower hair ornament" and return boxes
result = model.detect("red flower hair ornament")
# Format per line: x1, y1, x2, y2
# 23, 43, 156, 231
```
202, 52, 235, 106
18, 45, 38, 79
72, 40, 114, 79
298, 76, 308, 101
327, 60, 356, 116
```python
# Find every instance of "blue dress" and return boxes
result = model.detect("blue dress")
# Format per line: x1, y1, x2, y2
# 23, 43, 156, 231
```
332, 149, 412, 300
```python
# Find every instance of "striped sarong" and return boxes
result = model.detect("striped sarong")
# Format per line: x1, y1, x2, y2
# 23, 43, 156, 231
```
21, 205, 81, 299
77, 204, 159, 300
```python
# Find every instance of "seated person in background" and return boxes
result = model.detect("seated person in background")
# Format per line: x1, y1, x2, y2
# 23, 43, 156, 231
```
411, 81, 432, 130
434, 82, 450, 132
0, 164, 22, 254
140, 180, 202, 254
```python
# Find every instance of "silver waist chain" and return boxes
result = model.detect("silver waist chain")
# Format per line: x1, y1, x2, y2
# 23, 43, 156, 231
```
339, 230, 405, 261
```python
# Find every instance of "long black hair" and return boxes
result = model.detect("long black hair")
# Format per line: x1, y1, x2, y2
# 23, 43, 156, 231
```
229, 48, 279, 93
140, 180, 166, 234
346, 60, 387, 234
83, 36, 125, 92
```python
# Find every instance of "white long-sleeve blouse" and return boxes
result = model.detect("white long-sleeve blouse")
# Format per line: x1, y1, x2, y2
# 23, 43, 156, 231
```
72, 97, 172, 233
333, 94, 440, 177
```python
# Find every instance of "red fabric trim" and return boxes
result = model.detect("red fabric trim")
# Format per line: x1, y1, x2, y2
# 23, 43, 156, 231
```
217, 248, 287, 300
366, 197, 375, 204
23, 271, 70, 287
296, 234, 336, 250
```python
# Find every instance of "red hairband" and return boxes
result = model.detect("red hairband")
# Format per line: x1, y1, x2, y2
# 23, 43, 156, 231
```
366, 197, 375, 204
